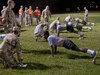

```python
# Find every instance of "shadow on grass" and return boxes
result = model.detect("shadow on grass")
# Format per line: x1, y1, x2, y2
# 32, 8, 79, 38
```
0, 29, 27, 34
22, 49, 66, 55
60, 31, 68, 33
65, 53, 100, 59
26, 62, 49, 70
12, 62, 64, 70
21, 29, 27, 32
67, 36, 86, 39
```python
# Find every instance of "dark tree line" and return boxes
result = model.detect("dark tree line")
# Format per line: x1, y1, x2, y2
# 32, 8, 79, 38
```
0, 0, 100, 14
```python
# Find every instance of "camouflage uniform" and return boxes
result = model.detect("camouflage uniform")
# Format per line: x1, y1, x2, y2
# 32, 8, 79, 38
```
2, 0, 21, 33
84, 7, 88, 22
0, 33, 22, 67
24, 7, 29, 26
1, 6, 6, 17
19, 5, 24, 26
42, 6, 51, 23
34, 22, 48, 41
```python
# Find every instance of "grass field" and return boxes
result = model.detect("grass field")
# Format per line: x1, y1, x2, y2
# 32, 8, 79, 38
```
0, 12, 100, 75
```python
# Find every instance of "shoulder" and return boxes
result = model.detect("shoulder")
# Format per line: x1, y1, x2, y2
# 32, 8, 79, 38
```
48, 35, 56, 40
4, 7, 9, 12
6, 33, 17, 39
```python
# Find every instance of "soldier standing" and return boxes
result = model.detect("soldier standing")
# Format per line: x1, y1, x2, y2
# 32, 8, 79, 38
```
42, 5, 51, 23
24, 7, 29, 26
18, 5, 24, 26
2, 0, 21, 33
84, 7, 88, 22
28, 6, 34, 26
34, 6, 41, 25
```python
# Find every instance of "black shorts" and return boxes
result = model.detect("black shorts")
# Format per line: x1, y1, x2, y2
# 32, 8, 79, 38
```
76, 25, 82, 31
63, 39, 77, 50
66, 25, 74, 32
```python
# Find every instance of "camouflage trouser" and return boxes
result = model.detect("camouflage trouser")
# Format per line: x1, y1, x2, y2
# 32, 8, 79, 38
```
44, 17, 49, 23
35, 16, 41, 24
28, 15, 33, 26
3, 25, 13, 33
24, 16, 28, 25
0, 50, 17, 67
19, 15, 24, 26
84, 15, 88, 22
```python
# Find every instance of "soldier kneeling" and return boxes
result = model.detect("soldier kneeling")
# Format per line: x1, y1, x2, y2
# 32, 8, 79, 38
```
0, 26, 27, 68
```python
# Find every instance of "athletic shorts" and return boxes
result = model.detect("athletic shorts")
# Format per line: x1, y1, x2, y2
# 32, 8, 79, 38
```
63, 39, 77, 50
66, 25, 74, 32
76, 25, 82, 31
57, 25, 66, 32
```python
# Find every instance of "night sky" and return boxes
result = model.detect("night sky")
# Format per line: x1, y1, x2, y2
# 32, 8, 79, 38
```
0, 0, 100, 14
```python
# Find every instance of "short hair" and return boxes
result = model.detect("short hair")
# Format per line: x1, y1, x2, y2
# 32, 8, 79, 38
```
3, 6, 6, 9
36, 6, 39, 9
7, 0, 13, 4
84, 7, 86, 10
20, 5, 23, 8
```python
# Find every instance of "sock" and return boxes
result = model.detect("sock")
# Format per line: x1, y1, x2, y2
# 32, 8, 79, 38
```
87, 49, 94, 55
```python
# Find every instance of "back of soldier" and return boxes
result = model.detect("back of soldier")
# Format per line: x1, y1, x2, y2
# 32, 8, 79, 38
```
0, 33, 17, 52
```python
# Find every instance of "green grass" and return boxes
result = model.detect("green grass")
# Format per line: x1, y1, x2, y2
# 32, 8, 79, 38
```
0, 12, 100, 75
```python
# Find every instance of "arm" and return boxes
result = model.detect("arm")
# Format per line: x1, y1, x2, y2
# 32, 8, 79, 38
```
51, 45, 54, 57
41, 10, 44, 18
15, 38, 23, 64
2, 9, 8, 25
50, 45, 57, 57
49, 10, 51, 18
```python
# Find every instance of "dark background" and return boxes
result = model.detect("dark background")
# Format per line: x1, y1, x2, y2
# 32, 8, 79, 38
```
0, 0, 100, 14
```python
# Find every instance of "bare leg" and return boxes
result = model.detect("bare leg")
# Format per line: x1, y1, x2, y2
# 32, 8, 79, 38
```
57, 30, 60, 37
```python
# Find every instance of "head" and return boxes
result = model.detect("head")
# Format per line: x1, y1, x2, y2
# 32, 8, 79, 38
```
29, 6, 32, 9
3, 6, 6, 9
45, 5, 49, 10
20, 5, 23, 9
56, 17, 60, 20
25, 7, 28, 10
36, 6, 39, 9
84, 7, 86, 10
43, 30, 49, 40
7, 0, 15, 8
13, 26, 20, 37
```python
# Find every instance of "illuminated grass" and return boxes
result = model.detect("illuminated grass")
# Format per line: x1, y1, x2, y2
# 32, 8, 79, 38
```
0, 12, 100, 75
